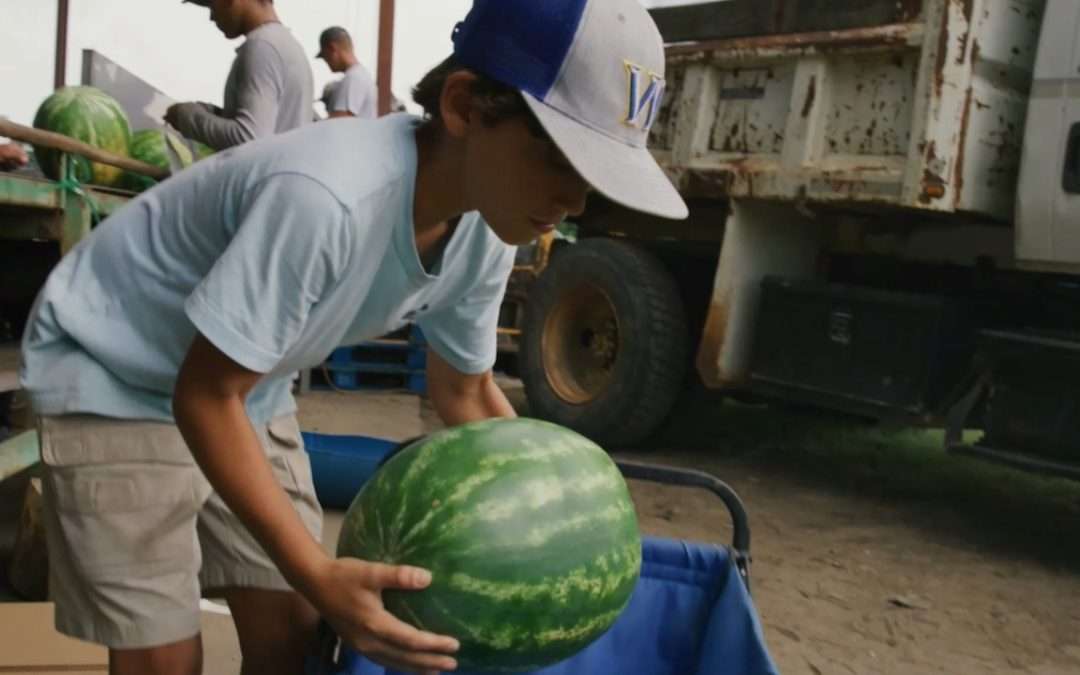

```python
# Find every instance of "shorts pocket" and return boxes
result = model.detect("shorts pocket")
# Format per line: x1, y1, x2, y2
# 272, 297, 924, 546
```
46, 463, 200, 580
264, 416, 322, 537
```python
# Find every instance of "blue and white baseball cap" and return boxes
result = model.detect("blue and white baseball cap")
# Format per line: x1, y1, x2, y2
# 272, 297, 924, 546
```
452, 0, 688, 220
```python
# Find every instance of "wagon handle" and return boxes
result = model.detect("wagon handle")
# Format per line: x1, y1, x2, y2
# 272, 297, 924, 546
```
0, 117, 170, 180
615, 460, 752, 584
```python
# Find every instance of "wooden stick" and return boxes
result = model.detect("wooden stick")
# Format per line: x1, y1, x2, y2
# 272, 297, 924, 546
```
0, 117, 170, 181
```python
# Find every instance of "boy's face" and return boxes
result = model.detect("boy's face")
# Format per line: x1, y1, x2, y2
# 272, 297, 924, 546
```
462, 116, 590, 246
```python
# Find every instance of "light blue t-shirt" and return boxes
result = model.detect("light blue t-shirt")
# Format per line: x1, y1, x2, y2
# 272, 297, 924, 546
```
20, 114, 515, 423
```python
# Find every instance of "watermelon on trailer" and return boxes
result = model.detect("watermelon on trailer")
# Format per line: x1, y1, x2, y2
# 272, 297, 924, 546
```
120, 129, 195, 192
32, 86, 132, 187
337, 418, 642, 673
192, 140, 215, 160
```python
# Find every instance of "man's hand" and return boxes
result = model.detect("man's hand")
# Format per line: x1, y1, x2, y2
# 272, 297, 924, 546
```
164, 102, 196, 130
0, 143, 28, 171
164, 102, 220, 135
309, 557, 459, 674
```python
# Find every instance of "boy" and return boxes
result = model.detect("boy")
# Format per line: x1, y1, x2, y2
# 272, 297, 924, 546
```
20, 0, 687, 674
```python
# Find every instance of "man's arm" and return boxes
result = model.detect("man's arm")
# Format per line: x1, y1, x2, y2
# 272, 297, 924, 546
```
173, 334, 459, 672
167, 40, 282, 148
426, 347, 517, 425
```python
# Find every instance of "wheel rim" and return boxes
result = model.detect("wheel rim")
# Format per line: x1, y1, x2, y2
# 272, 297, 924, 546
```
541, 282, 620, 404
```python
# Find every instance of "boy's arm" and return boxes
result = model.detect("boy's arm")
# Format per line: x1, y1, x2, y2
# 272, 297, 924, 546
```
174, 334, 459, 673
426, 347, 517, 424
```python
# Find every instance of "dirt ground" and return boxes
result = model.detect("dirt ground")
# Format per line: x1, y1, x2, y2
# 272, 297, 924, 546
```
3, 378, 1079, 675
298, 379, 1080, 675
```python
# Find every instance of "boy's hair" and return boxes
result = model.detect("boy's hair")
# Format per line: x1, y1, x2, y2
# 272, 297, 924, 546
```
412, 55, 546, 137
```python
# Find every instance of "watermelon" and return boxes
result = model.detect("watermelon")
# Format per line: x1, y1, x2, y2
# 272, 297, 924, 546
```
192, 140, 216, 160
337, 418, 642, 672
32, 86, 132, 187
120, 129, 195, 192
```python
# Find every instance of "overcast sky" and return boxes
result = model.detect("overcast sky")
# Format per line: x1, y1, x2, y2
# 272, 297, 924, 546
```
1, 0, 703, 128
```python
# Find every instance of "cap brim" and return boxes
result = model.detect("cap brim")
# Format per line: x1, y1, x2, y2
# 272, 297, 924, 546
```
523, 94, 687, 220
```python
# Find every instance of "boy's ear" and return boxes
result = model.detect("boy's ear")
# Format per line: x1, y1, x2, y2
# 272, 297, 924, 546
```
439, 71, 478, 139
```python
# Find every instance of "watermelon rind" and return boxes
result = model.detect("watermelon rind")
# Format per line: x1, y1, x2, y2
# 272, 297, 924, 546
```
119, 128, 196, 192
32, 86, 132, 187
337, 418, 642, 672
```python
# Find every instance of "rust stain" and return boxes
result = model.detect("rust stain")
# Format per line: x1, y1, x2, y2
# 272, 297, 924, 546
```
695, 297, 731, 389
955, 0, 975, 66
933, 8, 950, 98
801, 75, 817, 119
953, 87, 974, 207
666, 23, 919, 61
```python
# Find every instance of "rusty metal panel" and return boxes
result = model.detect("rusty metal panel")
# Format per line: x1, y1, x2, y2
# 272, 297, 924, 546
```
650, 0, 926, 44
822, 52, 917, 157
709, 65, 794, 156
954, 0, 1045, 216
655, 0, 1045, 220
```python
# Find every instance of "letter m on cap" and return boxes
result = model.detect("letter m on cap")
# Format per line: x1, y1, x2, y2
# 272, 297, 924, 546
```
623, 61, 665, 132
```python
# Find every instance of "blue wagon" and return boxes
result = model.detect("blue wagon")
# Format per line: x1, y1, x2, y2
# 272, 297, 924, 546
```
302, 432, 779, 675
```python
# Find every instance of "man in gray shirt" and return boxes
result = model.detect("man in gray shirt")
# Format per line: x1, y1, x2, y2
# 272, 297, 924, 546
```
166, 0, 313, 149
316, 26, 377, 120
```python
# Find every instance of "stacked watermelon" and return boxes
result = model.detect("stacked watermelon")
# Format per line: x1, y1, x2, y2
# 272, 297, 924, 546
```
33, 86, 215, 192
120, 128, 195, 192
337, 418, 642, 672
33, 86, 133, 187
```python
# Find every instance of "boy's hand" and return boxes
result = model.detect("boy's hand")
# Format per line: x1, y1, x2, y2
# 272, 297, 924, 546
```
310, 557, 460, 674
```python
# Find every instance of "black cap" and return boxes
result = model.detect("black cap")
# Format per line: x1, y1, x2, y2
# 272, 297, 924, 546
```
182, 0, 210, 6
316, 26, 351, 58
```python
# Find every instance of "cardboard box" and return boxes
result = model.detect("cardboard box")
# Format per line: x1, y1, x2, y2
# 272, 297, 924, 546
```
0, 603, 107, 673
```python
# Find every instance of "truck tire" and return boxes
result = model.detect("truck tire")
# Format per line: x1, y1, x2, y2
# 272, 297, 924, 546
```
520, 239, 688, 447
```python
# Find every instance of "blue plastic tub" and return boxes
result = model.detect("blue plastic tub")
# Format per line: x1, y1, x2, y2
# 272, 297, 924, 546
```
301, 431, 397, 509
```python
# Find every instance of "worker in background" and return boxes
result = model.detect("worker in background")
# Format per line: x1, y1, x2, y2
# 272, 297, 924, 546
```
165, 0, 313, 149
315, 26, 377, 119
0, 142, 28, 171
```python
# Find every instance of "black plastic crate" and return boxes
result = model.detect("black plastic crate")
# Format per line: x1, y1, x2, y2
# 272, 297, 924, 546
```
979, 330, 1080, 462
749, 277, 975, 419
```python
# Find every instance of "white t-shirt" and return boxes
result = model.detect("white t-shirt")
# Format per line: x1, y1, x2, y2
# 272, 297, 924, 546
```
324, 63, 377, 119
21, 114, 516, 423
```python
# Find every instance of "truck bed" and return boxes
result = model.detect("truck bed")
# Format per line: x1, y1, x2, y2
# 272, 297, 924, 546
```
648, 0, 1046, 221
651, 0, 924, 44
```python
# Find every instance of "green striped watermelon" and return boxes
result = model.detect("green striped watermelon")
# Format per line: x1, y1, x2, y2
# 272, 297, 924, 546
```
337, 418, 641, 672
120, 129, 195, 192
192, 140, 216, 160
33, 86, 132, 187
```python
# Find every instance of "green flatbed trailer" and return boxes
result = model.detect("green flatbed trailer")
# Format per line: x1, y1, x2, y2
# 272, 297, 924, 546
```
0, 164, 135, 394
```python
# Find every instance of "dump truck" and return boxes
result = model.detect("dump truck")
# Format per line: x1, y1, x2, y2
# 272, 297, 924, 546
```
518, 0, 1080, 480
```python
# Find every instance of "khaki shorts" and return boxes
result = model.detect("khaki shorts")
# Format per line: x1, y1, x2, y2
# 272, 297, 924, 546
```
38, 413, 323, 649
